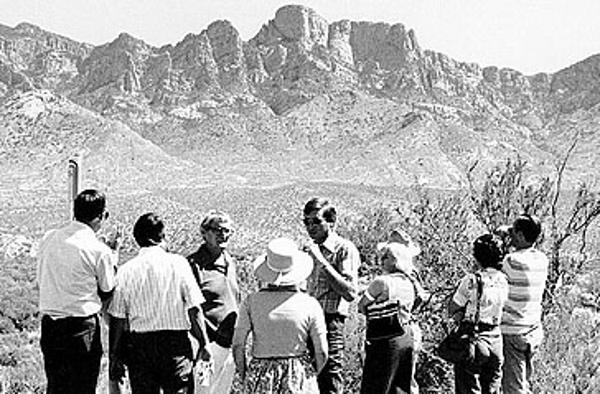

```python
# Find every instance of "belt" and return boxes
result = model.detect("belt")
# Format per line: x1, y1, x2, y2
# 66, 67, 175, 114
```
42, 313, 98, 322
461, 321, 499, 333
253, 354, 307, 360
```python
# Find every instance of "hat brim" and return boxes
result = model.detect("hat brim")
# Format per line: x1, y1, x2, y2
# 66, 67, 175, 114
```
377, 241, 421, 257
253, 252, 314, 286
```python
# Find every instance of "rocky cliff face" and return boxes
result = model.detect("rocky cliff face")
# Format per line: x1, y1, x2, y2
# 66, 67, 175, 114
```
0, 5, 598, 191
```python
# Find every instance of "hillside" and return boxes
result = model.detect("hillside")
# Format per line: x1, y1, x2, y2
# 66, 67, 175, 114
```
0, 4, 598, 201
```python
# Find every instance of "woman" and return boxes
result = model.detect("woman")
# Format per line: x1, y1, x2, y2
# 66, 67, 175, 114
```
232, 237, 328, 394
448, 234, 509, 394
358, 231, 426, 394
187, 210, 239, 394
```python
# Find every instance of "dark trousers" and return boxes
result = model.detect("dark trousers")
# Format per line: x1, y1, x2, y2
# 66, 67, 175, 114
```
454, 331, 503, 394
40, 314, 102, 394
317, 313, 346, 394
360, 331, 418, 394
128, 330, 194, 394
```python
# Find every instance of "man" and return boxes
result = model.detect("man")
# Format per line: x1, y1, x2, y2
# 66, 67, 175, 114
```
37, 189, 119, 393
501, 214, 549, 394
302, 197, 360, 394
108, 213, 210, 393
187, 210, 239, 394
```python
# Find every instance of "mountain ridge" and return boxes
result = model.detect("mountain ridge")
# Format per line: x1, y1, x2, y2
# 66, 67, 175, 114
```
0, 4, 598, 198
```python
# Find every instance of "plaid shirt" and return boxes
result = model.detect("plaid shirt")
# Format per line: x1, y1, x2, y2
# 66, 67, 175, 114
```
307, 232, 360, 316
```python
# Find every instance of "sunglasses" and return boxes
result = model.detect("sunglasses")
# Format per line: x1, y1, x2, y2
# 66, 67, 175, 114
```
207, 226, 234, 235
302, 218, 324, 226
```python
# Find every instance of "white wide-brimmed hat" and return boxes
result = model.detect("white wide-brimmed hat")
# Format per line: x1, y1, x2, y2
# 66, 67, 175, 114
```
377, 229, 421, 274
253, 237, 314, 286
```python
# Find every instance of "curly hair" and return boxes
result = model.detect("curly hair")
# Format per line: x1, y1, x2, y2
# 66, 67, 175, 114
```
473, 233, 506, 270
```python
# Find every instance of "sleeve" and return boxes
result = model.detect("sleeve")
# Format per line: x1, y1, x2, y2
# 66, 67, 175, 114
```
96, 247, 118, 292
500, 274, 509, 304
107, 271, 128, 318
339, 241, 360, 286
180, 257, 205, 309
365, 276, 388, 303
187, 254, 202, 286
231, 296, 252, 349
308, 298, 328, 356
35, 230, 54, 280
452, 274, 473, 307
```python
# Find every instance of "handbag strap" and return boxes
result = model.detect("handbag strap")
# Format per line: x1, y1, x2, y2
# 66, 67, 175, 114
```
473, 272, 483, 331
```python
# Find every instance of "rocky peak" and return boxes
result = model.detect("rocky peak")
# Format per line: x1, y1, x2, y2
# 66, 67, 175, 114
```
350, 22, 421, 70
13, 22, 43, 36
206, 20, 247, 93
110, 32, 151, 53
252, 5, 329, 50
78, 33, 152, 94
549, 54, 600, 113
328, 20, 353, 65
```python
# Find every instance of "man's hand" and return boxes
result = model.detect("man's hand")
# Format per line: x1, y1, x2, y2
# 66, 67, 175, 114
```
196, 346, 212, 365
109, 356, 126, 382
194, 346, 214, 386
104, 227, 123, 251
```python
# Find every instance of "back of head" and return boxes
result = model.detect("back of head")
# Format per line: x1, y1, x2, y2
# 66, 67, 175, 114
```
73, 189, 106, 223
512, 214, 542, 244
473, 234, 505, 269
303, 197, 337, 223
133, 213, 165, 247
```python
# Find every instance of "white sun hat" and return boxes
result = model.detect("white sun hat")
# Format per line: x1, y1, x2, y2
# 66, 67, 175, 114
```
253, 237, 314, 286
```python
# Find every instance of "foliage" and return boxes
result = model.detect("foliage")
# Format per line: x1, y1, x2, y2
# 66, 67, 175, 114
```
0, 162, 598, 392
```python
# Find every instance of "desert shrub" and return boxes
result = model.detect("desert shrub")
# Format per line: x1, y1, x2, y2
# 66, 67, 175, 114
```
0, 332, 44, 393
0, 253, 39, 334
533, 265, 600, 393
1, 164, 598, 393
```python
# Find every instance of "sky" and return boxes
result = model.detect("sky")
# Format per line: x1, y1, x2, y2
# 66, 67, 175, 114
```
1, 0, 599, 75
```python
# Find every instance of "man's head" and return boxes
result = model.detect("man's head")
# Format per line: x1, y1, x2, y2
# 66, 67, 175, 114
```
133, 213, 165, 247
303, 198, 336, 244
73, 189, 108, 231
510, 214, 542, 249
200, 210, 234, 251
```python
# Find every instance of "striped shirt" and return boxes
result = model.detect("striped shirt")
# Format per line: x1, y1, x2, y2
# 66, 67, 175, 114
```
501, 247, 549, 334
366, 273, 415, 324
306, 232, 360, 316
37, 221, 117, 318
108, 246, 204, 333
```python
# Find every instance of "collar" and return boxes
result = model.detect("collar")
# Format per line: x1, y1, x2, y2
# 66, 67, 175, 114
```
69, 220, 96, 237
194, 244, 229, 268
320, 232, 341, 253
138, 245, 165, 256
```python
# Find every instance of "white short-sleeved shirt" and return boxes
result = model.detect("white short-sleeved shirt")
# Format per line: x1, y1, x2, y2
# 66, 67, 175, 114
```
453, 268, 509, 326
108, 246, 204, 332
37, 221, 118, 318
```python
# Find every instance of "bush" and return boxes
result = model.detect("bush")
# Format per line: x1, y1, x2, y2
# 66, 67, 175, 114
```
0, 158, 598, 393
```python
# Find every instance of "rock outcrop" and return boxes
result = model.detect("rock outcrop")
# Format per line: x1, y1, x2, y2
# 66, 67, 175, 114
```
0, 4, 598, 189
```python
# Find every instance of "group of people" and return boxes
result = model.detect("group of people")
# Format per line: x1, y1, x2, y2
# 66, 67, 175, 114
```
448, 214, 547, 394
36, 189, 549, 394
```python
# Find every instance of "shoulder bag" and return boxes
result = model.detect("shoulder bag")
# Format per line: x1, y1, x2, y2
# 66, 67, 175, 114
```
437, 272, 484, 367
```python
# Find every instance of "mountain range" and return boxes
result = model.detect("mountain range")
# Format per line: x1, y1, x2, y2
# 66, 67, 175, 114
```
1, 4, 598, 201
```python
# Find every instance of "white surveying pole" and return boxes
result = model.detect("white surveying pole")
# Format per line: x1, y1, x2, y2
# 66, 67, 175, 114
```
67, 153, 83, 219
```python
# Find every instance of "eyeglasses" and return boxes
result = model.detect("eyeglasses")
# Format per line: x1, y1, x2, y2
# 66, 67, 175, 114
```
303, 218, 323, 227
207, 226, 234, 235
